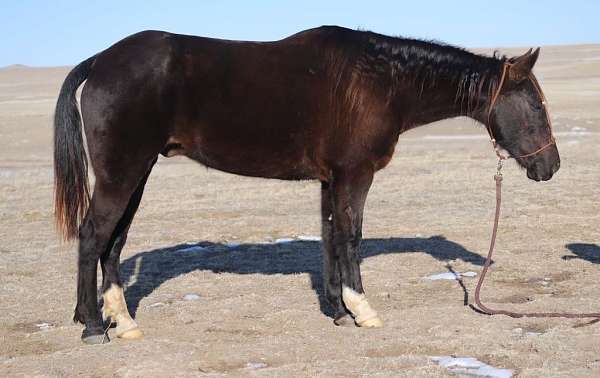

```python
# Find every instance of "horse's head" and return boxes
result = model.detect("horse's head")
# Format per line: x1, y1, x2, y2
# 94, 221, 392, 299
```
487, 48, 560, 181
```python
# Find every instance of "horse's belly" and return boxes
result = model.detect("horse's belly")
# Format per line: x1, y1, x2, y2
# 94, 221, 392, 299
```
164, 134, 324, 181
192, 148, 319, 180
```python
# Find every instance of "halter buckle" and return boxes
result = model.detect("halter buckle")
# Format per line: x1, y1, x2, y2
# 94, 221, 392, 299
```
496, 159, 503, 176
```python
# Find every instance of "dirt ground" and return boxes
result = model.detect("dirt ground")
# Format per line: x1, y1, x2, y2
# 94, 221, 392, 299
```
1, 44, 599, 377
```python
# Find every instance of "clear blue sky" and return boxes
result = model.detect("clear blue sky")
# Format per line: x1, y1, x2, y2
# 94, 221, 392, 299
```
2, 0, 598, 67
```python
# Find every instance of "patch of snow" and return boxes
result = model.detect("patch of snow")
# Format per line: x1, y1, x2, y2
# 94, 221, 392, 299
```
425, 271, 477, 280
183, 294, 201, 301
0, 169, 15, 178
225, 242, 240, 248
274, 238, 294, 244
570, 126, 587, 132
147, 302, 165, 308
175, 245, 207, 253
297, 235, 321, 241
432, 356, 512, 378
245, 362, 268, 369
35, 322, 53, 331
512, 328, 542, 337
426, 272, 459, 280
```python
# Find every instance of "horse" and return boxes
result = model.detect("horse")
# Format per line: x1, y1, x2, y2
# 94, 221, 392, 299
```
53, 26, 560, 344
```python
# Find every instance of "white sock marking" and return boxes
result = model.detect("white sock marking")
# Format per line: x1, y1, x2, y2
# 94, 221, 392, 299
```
342, 286, 380, 325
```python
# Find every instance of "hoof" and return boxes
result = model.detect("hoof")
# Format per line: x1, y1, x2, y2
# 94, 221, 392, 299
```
81, 327, 109, 344
333, 314, 354, 327
357, 316, 384, 328
117, 327, 144, 339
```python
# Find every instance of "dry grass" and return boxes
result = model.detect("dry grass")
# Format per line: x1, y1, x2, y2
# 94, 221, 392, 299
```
1, 46, 599, 377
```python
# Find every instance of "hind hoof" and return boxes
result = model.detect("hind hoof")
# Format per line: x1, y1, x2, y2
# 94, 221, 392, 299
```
81, 327, 109, 344
357, 316, 384, 328
333, 314, 354, 327
117, 327, 143, 339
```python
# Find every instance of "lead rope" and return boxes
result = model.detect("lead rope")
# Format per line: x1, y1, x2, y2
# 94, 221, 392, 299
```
472, 160, 600, 319
473, 61, 599, 319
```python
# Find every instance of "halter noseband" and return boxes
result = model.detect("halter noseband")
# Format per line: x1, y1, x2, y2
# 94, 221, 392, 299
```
486, 63, 556, 161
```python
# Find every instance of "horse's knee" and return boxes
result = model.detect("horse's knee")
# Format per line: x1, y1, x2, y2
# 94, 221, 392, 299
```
103, 284, 143, 339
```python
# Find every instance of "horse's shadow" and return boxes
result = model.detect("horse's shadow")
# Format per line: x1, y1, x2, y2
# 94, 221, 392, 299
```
563, 243, 600, 264
120, 235, 485, 318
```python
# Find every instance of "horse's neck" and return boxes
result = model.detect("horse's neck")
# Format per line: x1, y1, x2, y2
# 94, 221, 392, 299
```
404, 69, 495, 127
379, 55, 502, 127
408, 89, 468, 126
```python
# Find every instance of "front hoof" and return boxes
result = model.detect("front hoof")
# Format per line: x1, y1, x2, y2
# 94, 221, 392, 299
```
333, 314, 354, 327
81, 327, 109, 344
357, 316, 384, 328
117, 327, 144, 339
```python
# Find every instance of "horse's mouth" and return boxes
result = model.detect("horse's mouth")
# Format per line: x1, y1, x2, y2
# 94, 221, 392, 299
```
526, 159, 560, 182
527, 169, 548, 181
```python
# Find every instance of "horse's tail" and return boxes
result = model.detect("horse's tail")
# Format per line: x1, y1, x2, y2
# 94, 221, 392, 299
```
53, 55, 97, 241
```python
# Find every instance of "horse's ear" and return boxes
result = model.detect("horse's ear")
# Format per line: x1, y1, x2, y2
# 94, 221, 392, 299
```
509, 47, 540, 82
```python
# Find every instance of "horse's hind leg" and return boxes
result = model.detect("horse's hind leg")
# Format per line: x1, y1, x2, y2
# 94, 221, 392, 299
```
100, 159, 155, 340
330, 166, 383, 328
75, 158, 156, 344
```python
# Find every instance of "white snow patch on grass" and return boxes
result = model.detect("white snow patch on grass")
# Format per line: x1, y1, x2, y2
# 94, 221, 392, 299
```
425, 271, 477, 280
245, 362, 268, 369
570, 126, 587, 132
175, 245, 208, 253
178, 236, 321, 251
525, 331, 542, 336
274, 238, 294, 244
297, 235, 321, 241
183, 294, 201, 301
432, 356, 512, 378
35, 323, 53, 331
147, 302, 166, 308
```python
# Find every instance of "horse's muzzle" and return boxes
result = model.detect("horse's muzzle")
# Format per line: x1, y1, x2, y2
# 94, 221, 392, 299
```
526, 152, 560, 182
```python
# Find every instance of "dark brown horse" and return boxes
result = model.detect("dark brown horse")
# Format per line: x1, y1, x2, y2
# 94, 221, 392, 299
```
53, 26, 559, 344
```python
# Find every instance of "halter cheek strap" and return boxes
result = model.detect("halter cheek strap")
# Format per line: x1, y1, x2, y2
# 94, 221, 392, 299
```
486, 63, 556, 160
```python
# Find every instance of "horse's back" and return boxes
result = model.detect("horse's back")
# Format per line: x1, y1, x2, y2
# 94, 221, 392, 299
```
79, 27, 390, 181
167, 31, 343, 179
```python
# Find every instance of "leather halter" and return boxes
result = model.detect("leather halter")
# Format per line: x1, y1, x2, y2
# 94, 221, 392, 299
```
485, 63, 556, 160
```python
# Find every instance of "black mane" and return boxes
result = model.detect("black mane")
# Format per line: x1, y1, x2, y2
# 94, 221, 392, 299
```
353, 28, 507, 115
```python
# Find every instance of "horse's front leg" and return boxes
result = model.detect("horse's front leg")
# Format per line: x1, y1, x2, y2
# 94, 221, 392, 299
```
330, 167, 383, 328
321, 182, 353, 325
